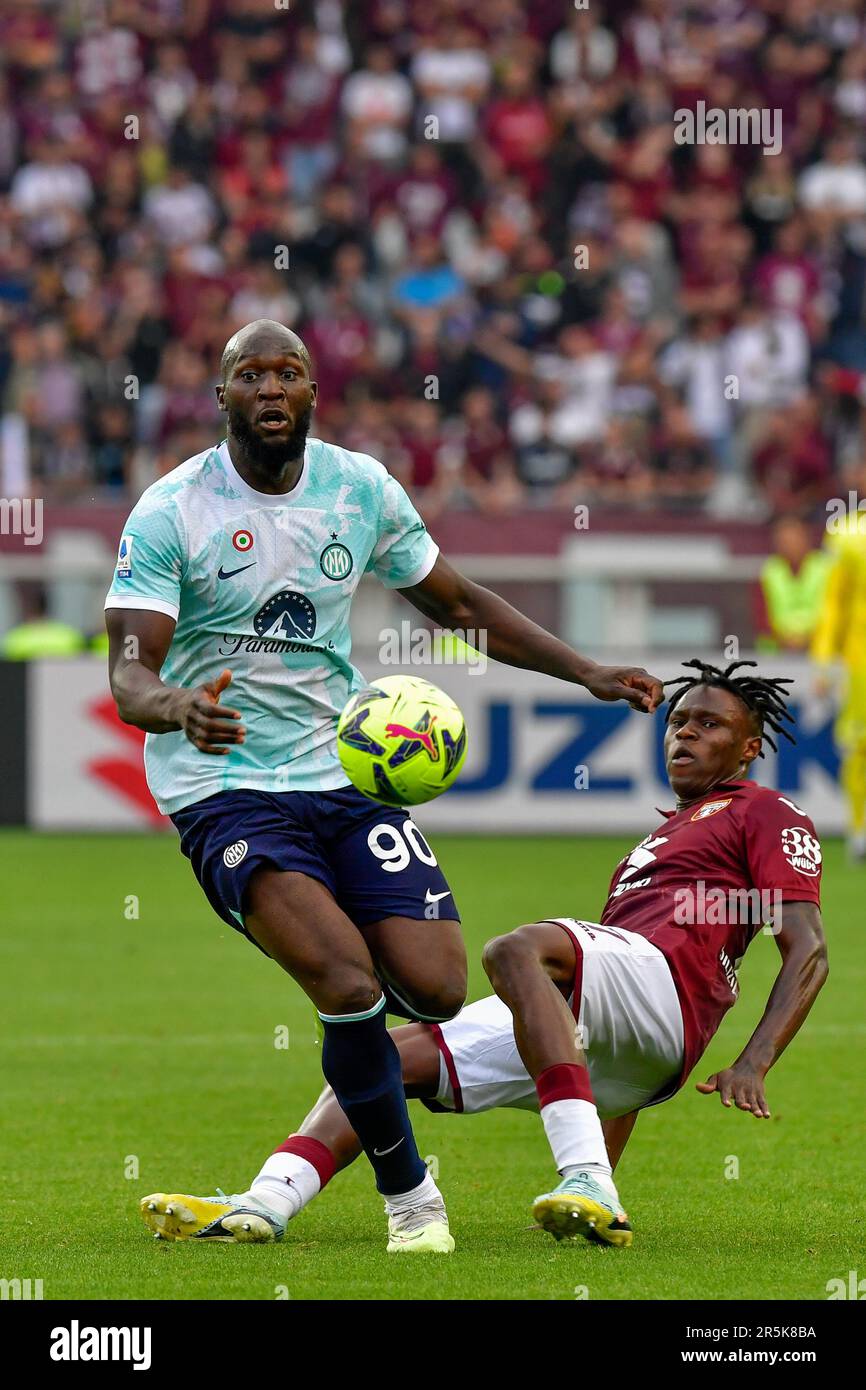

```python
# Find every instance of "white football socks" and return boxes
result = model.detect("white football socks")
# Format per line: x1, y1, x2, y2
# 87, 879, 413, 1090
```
383, 1168, 441, 1215
540, 1096, 620, 1201
540, 1096, 620, 1204
244, 1151, 322, 1223
541, 1097, 610, 1172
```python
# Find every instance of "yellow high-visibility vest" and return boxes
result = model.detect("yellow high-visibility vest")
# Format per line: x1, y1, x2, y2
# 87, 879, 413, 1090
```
1, 620, 84, 660
760, 551, 830, 645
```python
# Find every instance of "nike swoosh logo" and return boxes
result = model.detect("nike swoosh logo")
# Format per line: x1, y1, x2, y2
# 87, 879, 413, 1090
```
425, 889, 452, 904
373, 1137, 405, 1157
218, 562, 257, 580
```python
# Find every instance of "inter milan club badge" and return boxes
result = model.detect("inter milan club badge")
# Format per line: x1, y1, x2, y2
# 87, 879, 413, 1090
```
320, 542, 353, 580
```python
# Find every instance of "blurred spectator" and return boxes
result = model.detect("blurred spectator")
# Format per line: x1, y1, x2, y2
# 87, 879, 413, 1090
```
833, 47, 866, 123
510, 377, 581, 499
482, 56, 553, 198
305, 285, 375, 408
279, 26, 342, 202
229, 261, 301, 330
392, 233, 466, 322
148, 342, 221, 449
651, 404, 715, 512
383, 144, 457, 241
341, 44, 413, 163
578, 416, 654, 508
10, 137, 92, 248
753, 216, 827, 341
148, 42, 197, 132
442, 386, 521, 513
611, 218, 679, 331
758, 514, 831, 651
143, 164, 216, 249
752, 395, 832, 516
727, 303, 811, 471
799, 131, 866, 225
391, 397, 456, 518
550, 7, 618, 84
31, 321, 84, 431
659, 314, 733, 471
410, 25, 491, 146
1, 585, 84, 660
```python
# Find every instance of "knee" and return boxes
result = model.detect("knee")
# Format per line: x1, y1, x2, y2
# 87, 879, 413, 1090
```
429, 975, 466, 1021
482, 927, 535, 985
433, 946, 468, 1019
403, 972, 466, 1022
315, 968, 382, 1019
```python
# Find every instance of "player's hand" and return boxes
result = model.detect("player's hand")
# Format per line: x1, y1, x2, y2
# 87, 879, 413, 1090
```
696, 1063, 770, 1118
582, 665, 664, 713
174, 669, 246, 755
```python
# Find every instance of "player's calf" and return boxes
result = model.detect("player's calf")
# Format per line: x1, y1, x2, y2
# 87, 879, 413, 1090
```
483, 921, 633, 1246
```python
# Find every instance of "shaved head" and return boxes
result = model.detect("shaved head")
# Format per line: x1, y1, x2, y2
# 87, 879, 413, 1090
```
220, 319, 313, 384
216, 318, 318, 485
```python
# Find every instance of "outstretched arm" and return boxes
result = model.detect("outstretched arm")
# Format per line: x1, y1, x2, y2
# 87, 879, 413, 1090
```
399, 554, 664, 713
696, 901, 828, 1118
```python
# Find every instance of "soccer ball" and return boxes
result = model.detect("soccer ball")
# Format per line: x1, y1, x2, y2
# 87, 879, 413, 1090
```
337, 674, 468, 806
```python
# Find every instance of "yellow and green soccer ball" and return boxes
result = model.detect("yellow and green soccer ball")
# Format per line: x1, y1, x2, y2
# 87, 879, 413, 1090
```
337, 674, 468, 806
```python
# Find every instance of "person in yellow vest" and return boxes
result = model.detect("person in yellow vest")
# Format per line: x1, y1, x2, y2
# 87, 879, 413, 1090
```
0, 585, 84, 660
759, 515, 831, 652
811, 501, 866, 861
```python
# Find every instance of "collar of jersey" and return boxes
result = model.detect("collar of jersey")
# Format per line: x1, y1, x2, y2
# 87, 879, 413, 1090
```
657, 777, 751, 820
217, 439, 309, 506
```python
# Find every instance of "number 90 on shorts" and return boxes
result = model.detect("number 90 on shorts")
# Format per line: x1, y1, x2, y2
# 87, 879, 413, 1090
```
367, 819, 438, 873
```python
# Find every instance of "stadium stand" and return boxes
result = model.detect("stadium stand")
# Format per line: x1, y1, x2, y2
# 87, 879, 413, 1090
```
1, 0, 865, 525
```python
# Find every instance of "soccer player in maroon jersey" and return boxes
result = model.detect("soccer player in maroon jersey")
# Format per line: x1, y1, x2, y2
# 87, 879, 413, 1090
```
142, 661, 828, 1250
484, 659, 828, 1246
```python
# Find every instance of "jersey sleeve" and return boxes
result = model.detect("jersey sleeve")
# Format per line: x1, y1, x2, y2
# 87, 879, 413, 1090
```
103, 497, 185, 621
367, 470, 439, 589
742, 793, 823, 904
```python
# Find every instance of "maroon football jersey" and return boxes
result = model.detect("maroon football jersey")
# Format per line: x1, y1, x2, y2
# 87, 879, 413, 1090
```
601, 780, 823, 1082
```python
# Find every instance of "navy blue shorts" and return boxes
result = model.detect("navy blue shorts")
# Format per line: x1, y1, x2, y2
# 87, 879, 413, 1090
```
170, 786, 459, 946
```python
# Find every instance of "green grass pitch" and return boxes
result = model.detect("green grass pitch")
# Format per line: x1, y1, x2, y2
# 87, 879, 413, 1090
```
1, 829, 863, 1301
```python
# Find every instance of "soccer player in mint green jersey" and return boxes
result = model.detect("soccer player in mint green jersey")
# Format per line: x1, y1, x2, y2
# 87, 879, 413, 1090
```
106, 318, 663, 1254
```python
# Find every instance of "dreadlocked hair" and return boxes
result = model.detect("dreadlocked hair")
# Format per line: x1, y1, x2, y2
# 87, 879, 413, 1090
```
663, 659, 796, 757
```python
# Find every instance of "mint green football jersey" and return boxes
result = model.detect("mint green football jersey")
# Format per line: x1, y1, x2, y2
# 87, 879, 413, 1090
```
104, 439, 439, 814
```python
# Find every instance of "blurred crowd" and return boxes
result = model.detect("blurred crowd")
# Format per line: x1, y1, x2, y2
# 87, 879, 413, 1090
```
3, 0, 866, 519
